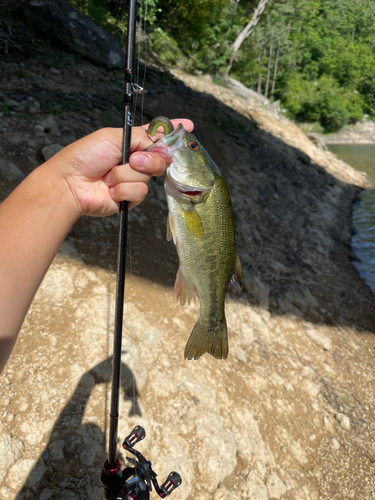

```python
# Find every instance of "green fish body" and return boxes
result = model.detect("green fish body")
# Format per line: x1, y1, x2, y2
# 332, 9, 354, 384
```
146, 117, 241, 360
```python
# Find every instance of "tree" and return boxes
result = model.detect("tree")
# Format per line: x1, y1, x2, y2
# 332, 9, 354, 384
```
226, 0, 271, 74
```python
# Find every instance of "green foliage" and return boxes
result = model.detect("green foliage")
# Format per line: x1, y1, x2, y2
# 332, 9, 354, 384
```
148, 0, 256, 73
150, 28, 180, 65
0, 101, 10, 114
65, 0, 375, 131
283, 75, 363, 131
226, 0, 375, 130
65, 0, 124, 40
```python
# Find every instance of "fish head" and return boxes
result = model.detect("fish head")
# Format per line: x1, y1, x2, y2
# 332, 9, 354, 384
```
146, 123, 216, 202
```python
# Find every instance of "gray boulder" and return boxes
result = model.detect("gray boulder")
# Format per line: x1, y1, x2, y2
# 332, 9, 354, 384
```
23, 0, 125, 69
42, 144, 64, 161
0, 158, 25, 183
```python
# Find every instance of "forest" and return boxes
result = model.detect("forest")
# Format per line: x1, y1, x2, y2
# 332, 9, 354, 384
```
69, 0, 375, 131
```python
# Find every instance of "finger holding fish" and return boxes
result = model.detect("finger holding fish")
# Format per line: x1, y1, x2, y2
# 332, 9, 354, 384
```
104, 150, 168, 209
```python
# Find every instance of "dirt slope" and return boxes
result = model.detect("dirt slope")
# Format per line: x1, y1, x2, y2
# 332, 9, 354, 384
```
0, 37, 375, 500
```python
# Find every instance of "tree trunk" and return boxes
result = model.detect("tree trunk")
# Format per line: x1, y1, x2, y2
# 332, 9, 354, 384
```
264, 29, 273, 99
257, 50, 262, 94
271, 43, 279, 98
226, 0, 271, 75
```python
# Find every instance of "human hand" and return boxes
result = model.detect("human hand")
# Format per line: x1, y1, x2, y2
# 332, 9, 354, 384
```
45, 119, 194, 218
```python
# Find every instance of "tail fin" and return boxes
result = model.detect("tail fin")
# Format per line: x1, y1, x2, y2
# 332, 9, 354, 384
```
184, 317, 228, 360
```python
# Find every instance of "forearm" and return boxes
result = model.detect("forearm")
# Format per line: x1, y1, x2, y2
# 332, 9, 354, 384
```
0, 160, 79, 372
0, 121, 193, 374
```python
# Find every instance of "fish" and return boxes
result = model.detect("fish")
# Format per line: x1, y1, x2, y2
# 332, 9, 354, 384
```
146, 116, 241, 360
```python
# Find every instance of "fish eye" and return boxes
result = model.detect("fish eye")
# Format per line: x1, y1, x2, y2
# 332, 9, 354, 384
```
188, 141, 199, 151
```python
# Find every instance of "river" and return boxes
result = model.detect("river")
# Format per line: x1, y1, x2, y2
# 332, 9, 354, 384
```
328, 144, 375, 294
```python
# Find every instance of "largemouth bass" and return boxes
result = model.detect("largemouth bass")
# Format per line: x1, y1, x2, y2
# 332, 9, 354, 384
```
146, 117, 241, 360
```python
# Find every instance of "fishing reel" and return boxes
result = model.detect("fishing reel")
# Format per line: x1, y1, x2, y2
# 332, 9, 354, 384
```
101, 426, 182, 500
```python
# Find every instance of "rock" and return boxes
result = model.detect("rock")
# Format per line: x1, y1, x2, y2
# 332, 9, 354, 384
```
225, 78, 269, 105
24, 96, 41, 114
242, 270, 270, 309
271, 261, 289, 276
301, 379, 320, 398
6, 99, 21, 109
266, 472, 287, 499
213, 486, 238, 500
331, 438, 340, 450
246, 308, 270, 341
335, 413, 350, 431
323, 414, 336, 434
234, 346, 247, 363
38, 115, 60, 135
22, 0, 125, 69
240, 324, 256, 345
194, 493, 210, 500
306, 132, 327, 151
40, 489, 54, 500
195, 412, 237, 485
0, 433, 24, 483
305, 329, 332, 351
270, 100, 281, 112
42, 144, 64, 161
35, 266, 76, 304
5, 458, 47, 489
244, 471, 269, 500
325, 120, 375, 144
277, 297, 303, 317
287, 286, 319, 314
0, 157, 25, 183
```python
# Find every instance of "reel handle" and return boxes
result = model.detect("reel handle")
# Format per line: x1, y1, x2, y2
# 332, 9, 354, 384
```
123, 425, 146, 450
159, 472, 182, 497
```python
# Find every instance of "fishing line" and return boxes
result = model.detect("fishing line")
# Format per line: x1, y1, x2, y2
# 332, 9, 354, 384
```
132, 0, 142, 126
140, 0, 148, 126
126, 209, 136, 419
103, 276, 112, 450
129, 0, 149, 420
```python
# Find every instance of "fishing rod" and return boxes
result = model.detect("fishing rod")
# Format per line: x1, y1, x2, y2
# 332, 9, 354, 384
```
101, 1, 181, 498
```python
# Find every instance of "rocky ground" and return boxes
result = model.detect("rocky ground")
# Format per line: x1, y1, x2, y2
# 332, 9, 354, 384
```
324, 121, 375, 144
1, 23, 375, 500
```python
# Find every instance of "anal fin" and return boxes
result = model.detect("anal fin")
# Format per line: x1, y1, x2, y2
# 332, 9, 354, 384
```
235, 252, 242, 287
174, 266, 197, 306
227, 252, 242, 290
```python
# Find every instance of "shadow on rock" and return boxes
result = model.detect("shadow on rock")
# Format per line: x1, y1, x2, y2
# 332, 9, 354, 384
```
15, 356, 141, 500
60, 65, 375, 335
0, 44, 373, 334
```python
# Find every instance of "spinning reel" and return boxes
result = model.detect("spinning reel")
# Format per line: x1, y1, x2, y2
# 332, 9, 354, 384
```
101, 426, 182, 500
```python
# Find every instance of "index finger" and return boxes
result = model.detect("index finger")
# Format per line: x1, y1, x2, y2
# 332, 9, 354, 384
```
104, 119, 195, 159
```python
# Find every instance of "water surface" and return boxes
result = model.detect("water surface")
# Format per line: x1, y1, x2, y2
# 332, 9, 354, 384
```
328, 144, 375, 293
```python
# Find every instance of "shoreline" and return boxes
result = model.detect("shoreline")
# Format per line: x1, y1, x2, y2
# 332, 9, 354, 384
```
321, 121, 375, 145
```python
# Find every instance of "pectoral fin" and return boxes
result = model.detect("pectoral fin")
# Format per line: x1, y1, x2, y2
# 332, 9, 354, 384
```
182, 208, 203, 238
167, 212, 176, 243
174, 265, 197, 306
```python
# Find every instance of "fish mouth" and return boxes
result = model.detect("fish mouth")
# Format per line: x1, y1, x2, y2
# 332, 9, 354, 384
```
168, 174, 206, 197
178, 188, 203, 197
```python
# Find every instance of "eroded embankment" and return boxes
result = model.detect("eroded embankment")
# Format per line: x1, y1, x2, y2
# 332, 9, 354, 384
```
0, 53, 375, 500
